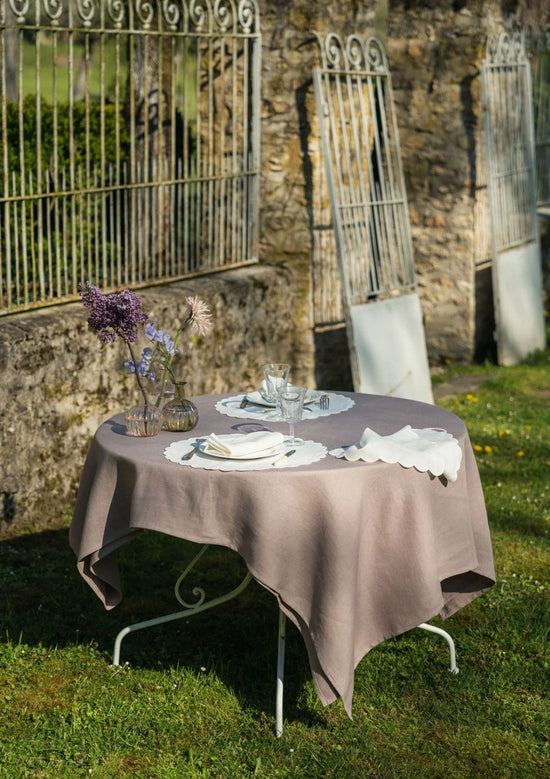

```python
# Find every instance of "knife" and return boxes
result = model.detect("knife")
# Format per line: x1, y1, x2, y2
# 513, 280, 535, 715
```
181, 440, 203, 460
273, 448, 296, 467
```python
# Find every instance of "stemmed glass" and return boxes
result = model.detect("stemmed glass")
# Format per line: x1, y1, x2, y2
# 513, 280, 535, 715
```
261, 363, 290, 403
277, 386, 307, 445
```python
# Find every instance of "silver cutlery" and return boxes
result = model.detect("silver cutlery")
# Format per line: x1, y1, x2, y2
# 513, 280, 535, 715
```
319, 394, 330, 410
273, 448, 296, 467
239, 397, 249, 408
181, 440, 203, 460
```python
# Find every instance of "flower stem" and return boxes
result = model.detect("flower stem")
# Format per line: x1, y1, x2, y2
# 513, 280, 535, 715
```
157, 312, 193, 403
127, 341, 150, 414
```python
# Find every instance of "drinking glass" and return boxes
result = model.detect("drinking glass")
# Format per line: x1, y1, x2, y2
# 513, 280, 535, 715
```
277, 386, 307, 445
261, 363, 290, 403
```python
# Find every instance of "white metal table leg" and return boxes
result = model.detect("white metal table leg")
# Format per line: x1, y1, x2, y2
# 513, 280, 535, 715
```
275, 609, 286, 737
112, 544, 252, 666
417, 622, 459, 673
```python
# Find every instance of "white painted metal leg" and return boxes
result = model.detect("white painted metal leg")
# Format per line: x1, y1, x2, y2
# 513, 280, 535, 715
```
417, 622, 459, 673
275, 609, 286, 737
112, 544, 253, 666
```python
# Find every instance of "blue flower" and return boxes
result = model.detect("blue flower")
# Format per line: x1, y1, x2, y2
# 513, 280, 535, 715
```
145, 322, 178, 356
124, 348, 156, 380
145, 322, 160, 341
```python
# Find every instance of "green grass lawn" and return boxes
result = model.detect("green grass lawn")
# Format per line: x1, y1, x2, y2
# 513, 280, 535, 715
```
1, 354, 549, 777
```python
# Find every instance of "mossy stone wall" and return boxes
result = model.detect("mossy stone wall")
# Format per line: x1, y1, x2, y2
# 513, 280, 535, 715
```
0, 267, 304, 537
1, 0, 541, 535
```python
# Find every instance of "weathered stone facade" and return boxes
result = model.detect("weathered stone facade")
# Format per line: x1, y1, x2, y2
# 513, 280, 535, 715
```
259, 0, 541, 367
0, 267, 303, 536
1, 0, 544, 535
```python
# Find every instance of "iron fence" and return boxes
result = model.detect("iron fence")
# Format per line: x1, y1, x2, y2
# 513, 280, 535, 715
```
0, 0, 260, 315
529, 24, 550, 209
313, 33, 416, 309
482, 31, 538, 253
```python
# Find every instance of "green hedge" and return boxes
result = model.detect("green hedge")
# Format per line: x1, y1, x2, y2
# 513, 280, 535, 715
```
1, 95, 129, 177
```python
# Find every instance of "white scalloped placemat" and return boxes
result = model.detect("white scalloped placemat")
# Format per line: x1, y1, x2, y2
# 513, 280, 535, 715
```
214, 392, 355, 422
164, 438, 328, 471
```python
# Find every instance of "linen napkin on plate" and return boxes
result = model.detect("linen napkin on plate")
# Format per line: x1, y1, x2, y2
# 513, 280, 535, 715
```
329, 425, 462, 482
204, 431, 285, 458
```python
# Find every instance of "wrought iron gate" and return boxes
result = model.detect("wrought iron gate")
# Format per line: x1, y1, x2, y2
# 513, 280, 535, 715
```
0, 0, 261, 316
313, 32, 432, 402
481, 31, 545, 365
529, 25, 550, 209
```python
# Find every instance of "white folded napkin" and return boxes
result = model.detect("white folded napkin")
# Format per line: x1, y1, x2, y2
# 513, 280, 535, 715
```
204, 431, 285, 458
329, 425, 462, 482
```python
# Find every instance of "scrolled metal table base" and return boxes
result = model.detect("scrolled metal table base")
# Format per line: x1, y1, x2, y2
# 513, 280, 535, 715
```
112, 544, 253, 667
111, 543, 458, 738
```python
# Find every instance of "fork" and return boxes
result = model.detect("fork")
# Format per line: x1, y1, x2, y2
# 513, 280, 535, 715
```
319, 394, 330, 411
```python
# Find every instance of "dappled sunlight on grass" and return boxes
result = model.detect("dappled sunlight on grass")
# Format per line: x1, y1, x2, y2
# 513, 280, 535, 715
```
1, 358, 549, 776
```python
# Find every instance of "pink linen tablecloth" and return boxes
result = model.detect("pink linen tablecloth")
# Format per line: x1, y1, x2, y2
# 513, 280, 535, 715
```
69, 392, 495, 717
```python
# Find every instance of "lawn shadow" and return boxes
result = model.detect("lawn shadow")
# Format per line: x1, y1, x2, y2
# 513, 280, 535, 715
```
0, 526, 323, 728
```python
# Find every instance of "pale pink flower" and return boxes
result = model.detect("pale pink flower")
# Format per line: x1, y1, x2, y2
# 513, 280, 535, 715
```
186, 296, 212, 336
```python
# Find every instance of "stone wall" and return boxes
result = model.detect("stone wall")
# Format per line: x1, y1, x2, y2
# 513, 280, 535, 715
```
1, 0, 544, 535
258, 0, 542, 367
0, 266, 302, 537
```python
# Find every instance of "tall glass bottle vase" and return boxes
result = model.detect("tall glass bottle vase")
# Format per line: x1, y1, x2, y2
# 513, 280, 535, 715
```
162, 381, 199, 432
126, 390, 163, 437
151, 376, 175, 410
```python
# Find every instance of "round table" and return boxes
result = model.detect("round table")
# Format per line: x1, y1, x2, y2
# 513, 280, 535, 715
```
70, 391, 495, 718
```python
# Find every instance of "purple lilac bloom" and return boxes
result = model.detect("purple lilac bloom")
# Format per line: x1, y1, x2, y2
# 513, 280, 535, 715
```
79, 281, 148, 344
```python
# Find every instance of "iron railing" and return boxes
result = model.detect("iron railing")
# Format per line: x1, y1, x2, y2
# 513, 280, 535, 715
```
482, 31, 538, 253
0, 0, 261, 315
313, 33, 416, 309
528, 25, 550, 209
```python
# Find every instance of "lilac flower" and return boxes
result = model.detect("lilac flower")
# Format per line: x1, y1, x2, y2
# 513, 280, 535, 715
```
79, 281, 152, 411
79, 282, 148, 345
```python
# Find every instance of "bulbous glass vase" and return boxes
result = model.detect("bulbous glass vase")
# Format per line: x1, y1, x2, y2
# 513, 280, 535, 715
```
125, 391, 163, 437
162, 381, 199, 432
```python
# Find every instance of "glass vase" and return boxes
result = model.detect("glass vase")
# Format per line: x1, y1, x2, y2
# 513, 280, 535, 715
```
125, 391, 163, 437
150, 376, 175, 410
162, 381, 199, 432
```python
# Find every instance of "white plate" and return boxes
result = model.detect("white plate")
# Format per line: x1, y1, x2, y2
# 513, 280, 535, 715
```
200, 442, 287, 461
245, 389, 319, 408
